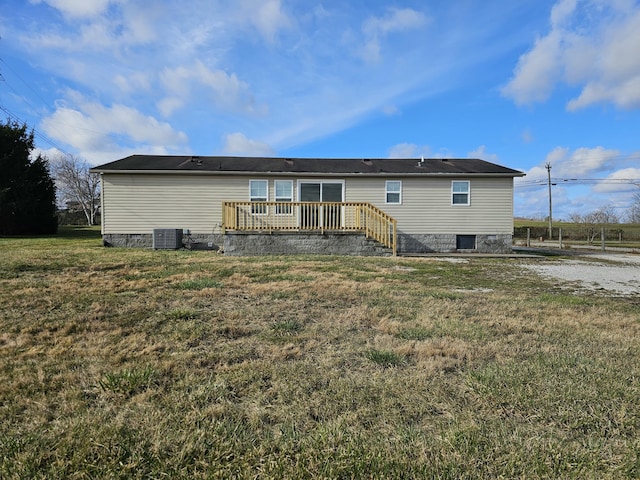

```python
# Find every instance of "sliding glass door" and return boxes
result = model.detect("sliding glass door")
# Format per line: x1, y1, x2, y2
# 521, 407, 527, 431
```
298, 181, 344, 229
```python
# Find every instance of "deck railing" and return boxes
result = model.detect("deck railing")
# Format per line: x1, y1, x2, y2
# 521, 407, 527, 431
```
222, 201, 397, 255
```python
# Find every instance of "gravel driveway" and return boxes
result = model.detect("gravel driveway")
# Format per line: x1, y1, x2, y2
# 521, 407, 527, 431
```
521, 253, 640, 296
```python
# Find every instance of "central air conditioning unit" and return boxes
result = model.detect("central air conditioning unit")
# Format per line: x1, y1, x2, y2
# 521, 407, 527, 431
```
152, 228, 183, 249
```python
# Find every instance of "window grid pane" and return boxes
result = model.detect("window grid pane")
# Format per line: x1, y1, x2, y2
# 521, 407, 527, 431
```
250, 180, 268, 199
453, 194, 468, 204
387, 192, 401, 203
275, 180, 292, 199
452, 181, 468, 193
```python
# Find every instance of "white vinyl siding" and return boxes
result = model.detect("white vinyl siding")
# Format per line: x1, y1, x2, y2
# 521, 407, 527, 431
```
101, 174, 248, 234
101, 174, 514, 236
345, 177, 514, 234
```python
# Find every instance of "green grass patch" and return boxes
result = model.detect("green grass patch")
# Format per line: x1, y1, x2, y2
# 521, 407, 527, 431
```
99, 366, 158, 396
364, 349, 407, 368
395, 326, 433, 340
270, 319, 304, 335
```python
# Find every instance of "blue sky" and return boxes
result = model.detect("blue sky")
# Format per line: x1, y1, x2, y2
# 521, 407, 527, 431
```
1, 0, 639, 220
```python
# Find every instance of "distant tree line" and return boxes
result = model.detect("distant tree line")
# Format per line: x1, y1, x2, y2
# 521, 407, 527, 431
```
516, 200, 640, 242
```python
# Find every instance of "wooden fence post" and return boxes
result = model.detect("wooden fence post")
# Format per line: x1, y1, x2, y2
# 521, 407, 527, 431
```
526, 228, 530, 247
601, 227, 605, 251
559, 228, 563, 249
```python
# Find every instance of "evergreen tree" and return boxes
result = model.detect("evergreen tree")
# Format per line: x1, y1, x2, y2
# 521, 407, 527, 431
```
0, 120, 57, 235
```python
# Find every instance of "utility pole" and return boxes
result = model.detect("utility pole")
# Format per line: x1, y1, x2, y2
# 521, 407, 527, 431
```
546, 162, 552, 239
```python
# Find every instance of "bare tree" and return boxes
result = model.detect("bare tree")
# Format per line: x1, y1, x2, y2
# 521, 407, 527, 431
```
629, 191, 640, 224
588, 204, 620, 225
569, 205, 620, 242
567, 212, 584, 224
52, 154, 100, 225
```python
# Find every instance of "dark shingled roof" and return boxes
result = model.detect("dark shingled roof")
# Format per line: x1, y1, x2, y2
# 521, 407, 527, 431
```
91, 155, 524, 177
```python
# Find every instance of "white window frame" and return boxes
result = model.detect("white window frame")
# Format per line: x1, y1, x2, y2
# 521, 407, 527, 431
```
452, 180, 470, 206
296, 180, 345, 202
274, 180, 293, 215
385, 180, 402, 205
249, 179, 268, 214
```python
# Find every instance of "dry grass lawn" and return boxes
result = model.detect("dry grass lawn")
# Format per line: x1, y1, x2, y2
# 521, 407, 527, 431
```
1, 227, 639, 478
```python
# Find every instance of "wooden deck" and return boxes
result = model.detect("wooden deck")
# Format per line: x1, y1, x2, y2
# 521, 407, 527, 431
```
223, 202, 397, 255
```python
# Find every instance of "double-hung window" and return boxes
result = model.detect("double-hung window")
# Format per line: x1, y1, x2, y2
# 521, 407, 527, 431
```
275, 180, 293, 215
250, 179, 268, 214
452, 181, 470, 205
385, 180, 402, 204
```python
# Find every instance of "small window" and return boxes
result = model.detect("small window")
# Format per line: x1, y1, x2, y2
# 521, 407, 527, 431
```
249, 179, 268, 214
275, 180, 293, 215
456, 235, 476, 250
452, 181, 470, 205
386, 180, 402, 204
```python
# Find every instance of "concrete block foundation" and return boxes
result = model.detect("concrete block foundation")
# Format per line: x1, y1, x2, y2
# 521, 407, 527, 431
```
102, 233, 223, 250
223, 232, 392, 256
101, 232, 513, 255
398, 233, 513, 254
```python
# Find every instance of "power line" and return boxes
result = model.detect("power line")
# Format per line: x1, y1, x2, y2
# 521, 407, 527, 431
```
0, 57, 53, 112
0, 104, 69, 154
0, 53, 72, 155
516, 178, 640, 188
0, 53, 132, 155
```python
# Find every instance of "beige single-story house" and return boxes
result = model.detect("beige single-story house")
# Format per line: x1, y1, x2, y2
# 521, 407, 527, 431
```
90, 155, 525, 255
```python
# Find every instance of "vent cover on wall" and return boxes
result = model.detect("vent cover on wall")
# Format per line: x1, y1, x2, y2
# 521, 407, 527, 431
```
152, 229, 183, 249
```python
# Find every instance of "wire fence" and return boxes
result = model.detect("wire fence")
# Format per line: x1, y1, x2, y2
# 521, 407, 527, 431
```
514, 225, 640, 251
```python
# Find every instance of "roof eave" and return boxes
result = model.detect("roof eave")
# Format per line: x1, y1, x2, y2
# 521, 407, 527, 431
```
91, 169, 525, 177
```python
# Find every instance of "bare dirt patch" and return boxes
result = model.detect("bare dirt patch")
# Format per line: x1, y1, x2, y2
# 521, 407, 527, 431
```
521, 253, 640, 296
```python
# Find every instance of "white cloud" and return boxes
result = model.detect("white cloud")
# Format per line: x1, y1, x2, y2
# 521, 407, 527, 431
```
241, 0, 292, 44
467, 145, 499, 163
514, 145, 639, 218
32, 146, 65, 163
32, 0, 113, 19
26, 0, 158, 54
363, 7, 428, 36
156, 97, 184, 118
387, 143, 431, 159
223, 132, 275, 156
550, 146, 620, 177
502, 31, 563, 105
593, 168, 640, 193
521, 146, 620, 183
40, 92, 188, 164
159, 61, 266, 116
550, 0, 578, 28
114, 72, 150, 94
360, 8, 429, 63
503, 0, 640, 110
